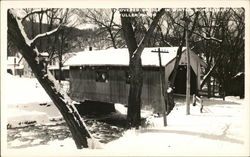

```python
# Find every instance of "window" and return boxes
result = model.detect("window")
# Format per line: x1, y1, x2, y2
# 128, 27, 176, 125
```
96, 71, 109, 83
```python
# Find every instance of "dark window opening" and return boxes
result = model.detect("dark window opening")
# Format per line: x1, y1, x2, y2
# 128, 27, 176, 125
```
96, 71, 109, 83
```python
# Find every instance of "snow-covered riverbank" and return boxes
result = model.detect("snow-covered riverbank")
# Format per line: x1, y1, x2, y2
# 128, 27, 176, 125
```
2, 74, 249, 156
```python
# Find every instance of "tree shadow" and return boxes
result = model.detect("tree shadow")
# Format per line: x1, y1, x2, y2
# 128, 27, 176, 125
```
173, 94, 242, 106
140, 128, 244, 144
202, 99, 241, 106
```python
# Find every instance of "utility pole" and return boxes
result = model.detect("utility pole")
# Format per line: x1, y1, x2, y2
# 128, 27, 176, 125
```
152, 48, 169, 126
185, 18, 191, 115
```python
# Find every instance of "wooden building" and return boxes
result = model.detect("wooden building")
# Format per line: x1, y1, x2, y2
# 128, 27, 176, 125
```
7, 55, 24, 76
64, 47, 206, 112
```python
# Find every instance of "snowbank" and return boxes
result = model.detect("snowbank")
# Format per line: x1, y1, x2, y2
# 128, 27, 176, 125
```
5, 74, 51, 105
104, 104, 247, 156
5, 74, 62, 127
4, 103, 248, 156
7, 109, 50, 128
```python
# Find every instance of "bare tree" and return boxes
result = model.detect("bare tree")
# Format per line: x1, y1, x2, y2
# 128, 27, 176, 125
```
168, 8, 245, 98
8, 9, 98, 149
161, 9, 200, 114
121, 8, 165, 128
212, 8, 245, 98
188, 8, 244, 98
76, 8, 124, 49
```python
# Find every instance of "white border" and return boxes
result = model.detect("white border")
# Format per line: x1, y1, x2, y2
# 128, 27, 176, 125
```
1, 0, 250, 156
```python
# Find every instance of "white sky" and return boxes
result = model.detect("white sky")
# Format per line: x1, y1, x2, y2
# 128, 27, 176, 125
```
13, 8, 170, 31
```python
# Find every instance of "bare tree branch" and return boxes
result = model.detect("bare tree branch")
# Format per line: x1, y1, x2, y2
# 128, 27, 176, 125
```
194, 34, 222, 42
109, 8, 116, 28
169, 14, 187, 84
166, 11, 222, 43
113, 28, 122, 39
200, 60, 219, 88
21, 9, 50, 23
86, 9, 109, 28
157, 24, 173, 47
132, 8, 166, 58
29, 25, 62, 46
188, 10, 200, 38
46, 11, 63, 23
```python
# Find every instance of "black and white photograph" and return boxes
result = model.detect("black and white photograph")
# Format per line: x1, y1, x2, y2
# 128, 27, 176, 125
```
1, 0, 249, 156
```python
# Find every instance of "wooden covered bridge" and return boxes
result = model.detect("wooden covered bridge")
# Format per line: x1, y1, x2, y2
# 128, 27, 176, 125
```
64, 47, 206, 113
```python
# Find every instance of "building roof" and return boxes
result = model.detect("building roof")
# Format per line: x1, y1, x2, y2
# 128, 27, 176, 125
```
64, 47, 204, 67
7, 56, 21, 65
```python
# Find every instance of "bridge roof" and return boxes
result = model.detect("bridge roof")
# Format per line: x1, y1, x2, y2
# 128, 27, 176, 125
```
64, 47, 203, 67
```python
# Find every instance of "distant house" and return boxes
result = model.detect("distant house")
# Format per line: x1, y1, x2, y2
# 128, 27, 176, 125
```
64, 47, 206, 112
7, 55, 24, 76
7, 52, 49, 78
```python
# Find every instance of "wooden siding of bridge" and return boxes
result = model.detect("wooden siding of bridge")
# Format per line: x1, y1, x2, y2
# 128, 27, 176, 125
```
69, 66, 164, 113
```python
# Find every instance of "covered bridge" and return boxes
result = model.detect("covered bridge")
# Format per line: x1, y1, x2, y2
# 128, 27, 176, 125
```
64, 47, 206, 112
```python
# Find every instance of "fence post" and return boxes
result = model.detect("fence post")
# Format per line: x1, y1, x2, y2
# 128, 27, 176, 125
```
200, 96, 203, 113
192, 94, 196, 106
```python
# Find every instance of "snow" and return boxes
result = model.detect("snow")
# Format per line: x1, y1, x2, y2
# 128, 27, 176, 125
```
5, 74, 62, 127
39, 52, 49, 57
5, 73, 51, 105
5, 102, 249, 156
64, 47, 187, 67
48, 65, 70, 70
7, 109, 50, 128
115, 103, 153, 118
233, 72, 244, 78
106, 102, 246, 150
2, 74, 249, 156
167, 87, 173, 93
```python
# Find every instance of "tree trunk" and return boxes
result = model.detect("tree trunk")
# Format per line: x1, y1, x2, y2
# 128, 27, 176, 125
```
200, 61, 218, 89
38, 12, 44, 51
121, 9, 165, 128
127, 57, 143, 128
120, 16, 141, 128
212, 78, 216, 97
108, 28, 117, 49
59, 30, 64, 83
185, 27, 190, 115
167, 31, 186, 114
8, 10, 93, 149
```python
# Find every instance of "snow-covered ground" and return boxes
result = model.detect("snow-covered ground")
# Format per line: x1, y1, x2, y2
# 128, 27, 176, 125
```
2, 74, 249, 156
4, 74, 62, 128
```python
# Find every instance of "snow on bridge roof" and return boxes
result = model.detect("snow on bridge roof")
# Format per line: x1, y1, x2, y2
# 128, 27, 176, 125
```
64, 47, 191, 67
